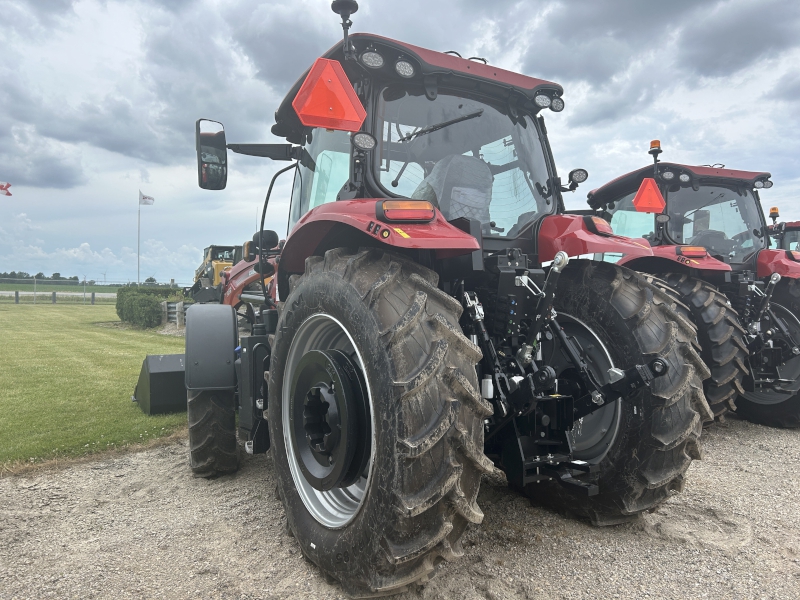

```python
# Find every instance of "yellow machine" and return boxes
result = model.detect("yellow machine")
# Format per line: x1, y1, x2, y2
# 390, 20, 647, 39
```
194, 245, 239, 286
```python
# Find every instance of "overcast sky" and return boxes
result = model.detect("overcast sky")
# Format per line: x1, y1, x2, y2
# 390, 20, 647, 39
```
1, 0, 798, 283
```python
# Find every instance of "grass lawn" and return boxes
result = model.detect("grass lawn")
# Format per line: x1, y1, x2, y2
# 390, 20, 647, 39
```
0, 304, 186, 471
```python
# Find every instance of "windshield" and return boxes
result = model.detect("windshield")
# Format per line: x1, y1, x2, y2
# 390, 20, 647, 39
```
780, 230, 800, 251
666, 184, 766, 262
374, 85, 555, 237
211, 248, 234, 261
289, 129, 352, 232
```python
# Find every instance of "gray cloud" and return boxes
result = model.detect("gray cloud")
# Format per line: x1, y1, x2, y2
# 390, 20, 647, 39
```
516, 0, 800, 128
222, 1, 335, 92
2, 0, 800, 282
0, 124, 86, 189
769, 70, 800, 102
676, 0, 800, 77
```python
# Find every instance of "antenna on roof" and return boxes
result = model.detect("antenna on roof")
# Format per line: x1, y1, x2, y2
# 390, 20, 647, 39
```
331, 0, 359, 61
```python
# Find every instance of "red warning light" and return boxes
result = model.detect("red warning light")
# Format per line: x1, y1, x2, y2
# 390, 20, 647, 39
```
632, 177, 666, 213
292, 58, 367, 132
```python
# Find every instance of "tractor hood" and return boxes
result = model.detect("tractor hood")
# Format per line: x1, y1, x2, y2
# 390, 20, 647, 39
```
587, 163, 771, 211
272, 33, 563, 144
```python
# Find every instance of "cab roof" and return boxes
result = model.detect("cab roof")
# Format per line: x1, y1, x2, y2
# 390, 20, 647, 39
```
272, 33, 562, 144
587, 162, 772, 210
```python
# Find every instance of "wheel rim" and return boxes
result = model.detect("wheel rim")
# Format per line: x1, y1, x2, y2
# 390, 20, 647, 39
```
742, 303, 800, 405
541, 313, 620, 463
282, 313, 375, 528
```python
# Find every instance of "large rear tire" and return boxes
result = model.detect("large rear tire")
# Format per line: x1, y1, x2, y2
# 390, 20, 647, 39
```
525, 261, 711, 525
187, 389, 238, 477
656, 274, 749, 421
734, 285, 800, 428
268, 248, 489, 597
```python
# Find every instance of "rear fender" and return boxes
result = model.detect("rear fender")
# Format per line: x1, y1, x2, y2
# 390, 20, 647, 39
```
757, 249, 800, 279
537, 214, 652, 262
185, 304, 238, 391
277, 199, 480, 300
619, 245, 732, 273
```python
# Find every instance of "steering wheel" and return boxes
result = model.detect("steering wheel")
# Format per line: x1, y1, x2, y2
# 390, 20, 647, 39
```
690, 229, 730, 250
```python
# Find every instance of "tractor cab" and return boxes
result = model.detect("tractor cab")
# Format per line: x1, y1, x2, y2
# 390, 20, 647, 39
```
587, 143, 774, 274
194, 244, 239, 286
768, 207, 800, 252
280, 40, 569, 242
196, 30, 594, 274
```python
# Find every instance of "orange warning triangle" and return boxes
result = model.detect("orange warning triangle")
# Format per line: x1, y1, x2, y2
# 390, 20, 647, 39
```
292, 58, 367, 132
632, 177, 666, 213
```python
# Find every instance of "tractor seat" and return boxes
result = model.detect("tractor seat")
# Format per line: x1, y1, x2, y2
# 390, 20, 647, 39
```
411, 155, 493, 223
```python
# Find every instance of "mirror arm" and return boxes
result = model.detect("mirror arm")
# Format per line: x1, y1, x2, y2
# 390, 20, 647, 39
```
227, 144, 302, 161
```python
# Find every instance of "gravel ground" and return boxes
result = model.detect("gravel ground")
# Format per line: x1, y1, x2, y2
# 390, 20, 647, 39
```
1, 415, 799, 600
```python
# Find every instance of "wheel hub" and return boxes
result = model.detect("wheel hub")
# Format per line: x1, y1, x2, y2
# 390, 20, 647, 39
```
289, 349, 370, 492
303, 384, 339, 457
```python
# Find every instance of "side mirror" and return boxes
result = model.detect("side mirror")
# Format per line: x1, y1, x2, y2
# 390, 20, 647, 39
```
196, 119, 227, 190
242, 241, 254, 262
253, 230, 280, 252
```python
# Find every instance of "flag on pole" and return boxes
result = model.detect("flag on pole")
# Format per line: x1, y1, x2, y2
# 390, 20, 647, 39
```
139, 190, 154, 205
0, 182, 11, 197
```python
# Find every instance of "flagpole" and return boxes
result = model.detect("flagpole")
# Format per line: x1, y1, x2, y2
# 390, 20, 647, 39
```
137, 198, 141, 286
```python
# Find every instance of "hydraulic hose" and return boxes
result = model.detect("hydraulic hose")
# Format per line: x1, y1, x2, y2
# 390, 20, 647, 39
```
259, 163, 298, 307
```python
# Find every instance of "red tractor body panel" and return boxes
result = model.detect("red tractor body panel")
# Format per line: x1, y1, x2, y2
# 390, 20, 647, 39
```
279, 200, 481, 275
757, 249, 800, 280
617, 245, 732, 272
537, 214, 652, 262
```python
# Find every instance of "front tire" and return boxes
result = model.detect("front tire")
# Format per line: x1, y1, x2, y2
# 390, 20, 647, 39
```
525, 261, 711, 525
268, 248, 489, 597
187, 389, 238, 477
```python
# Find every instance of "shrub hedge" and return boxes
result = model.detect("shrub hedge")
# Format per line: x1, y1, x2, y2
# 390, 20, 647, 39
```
126, 294, 163, 328
116, 285, 181, 328
117, 284, 174, 323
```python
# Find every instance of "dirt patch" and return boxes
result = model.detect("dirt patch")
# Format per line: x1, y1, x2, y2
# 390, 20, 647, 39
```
94, 320, 132, 330
93, 320, 185, 337
0, 428, 189, 478
1, 416, 799, 599
157, 322, 185, 337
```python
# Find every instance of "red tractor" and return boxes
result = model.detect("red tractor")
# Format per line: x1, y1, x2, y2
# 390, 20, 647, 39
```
587, 141, 800, 429
768, 208, 800, 315
185, 3, 707, 594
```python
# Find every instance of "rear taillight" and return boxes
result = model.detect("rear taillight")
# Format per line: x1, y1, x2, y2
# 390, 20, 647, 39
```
377, 200, 436, 223
787, 250, 800, 261
584, 215, 614, 236
676, 246, 708, 258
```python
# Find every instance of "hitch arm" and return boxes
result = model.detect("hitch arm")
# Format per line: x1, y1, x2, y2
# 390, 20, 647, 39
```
520, 251, 569, 341
572, 358, 669, 420
755, 273, 781, 323
463, 291, 512, 416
